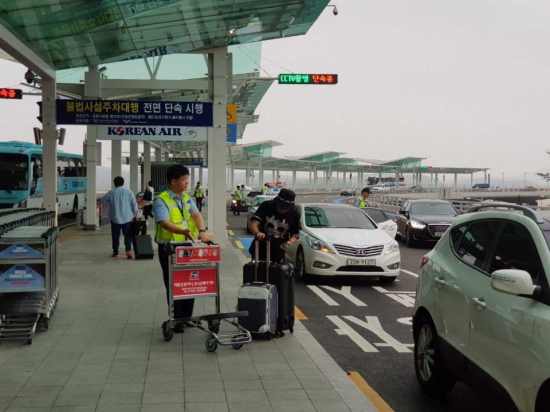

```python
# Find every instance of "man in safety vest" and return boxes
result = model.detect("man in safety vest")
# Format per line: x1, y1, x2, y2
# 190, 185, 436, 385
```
233, 185, 243, 216
194, 181, 205, 213
354, 187, 372, 208
262, 183, 269, 194
153, 164, 213, 333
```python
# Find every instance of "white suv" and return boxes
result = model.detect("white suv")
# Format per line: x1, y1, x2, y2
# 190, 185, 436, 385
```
413, 204, 550, 412
372, 183, 391, 193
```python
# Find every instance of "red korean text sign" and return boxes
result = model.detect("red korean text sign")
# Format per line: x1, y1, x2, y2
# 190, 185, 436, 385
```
278, 74, 338, 85
0, 88, 23, 99
172, 268, 217, 299
175, 245, 221, 264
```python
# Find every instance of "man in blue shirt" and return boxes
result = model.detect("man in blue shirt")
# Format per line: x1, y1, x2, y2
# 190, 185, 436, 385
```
101, 176, 141, 259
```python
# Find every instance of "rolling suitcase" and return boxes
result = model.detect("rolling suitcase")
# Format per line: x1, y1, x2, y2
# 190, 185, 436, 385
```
237, 241, 278, 340
132, 219, 147, 236
133, 235, 154, 260
243, 241, 295, 335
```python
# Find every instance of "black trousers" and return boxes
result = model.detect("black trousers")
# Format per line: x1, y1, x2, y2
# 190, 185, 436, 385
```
143, 204, 154, 220
158, 245, 194, 319
195, 197, 203, 212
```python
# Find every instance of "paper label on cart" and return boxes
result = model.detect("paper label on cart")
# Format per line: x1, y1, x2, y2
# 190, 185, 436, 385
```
173, 267, 217, 298
0, 244, 44, 259
175, 246, 221, 263
0, 265, 44, 289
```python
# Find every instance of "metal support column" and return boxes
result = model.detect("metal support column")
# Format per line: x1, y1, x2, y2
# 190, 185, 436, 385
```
207, 48, 229, 245
454, 173, 458, 190
484, 170, 487, 184
435, 173, 439, 188
430, 174, 433, 188
190, 167, 195, 190
111, 141, 122, 188
129, 141, 138, 193
163, 151, 170, 162
84, 66, 101, 229
292, 170, 297, 190
309, 170, 312, 191
199, 167, 203, 187
313, 169, 318, 192
155, 147, 162, 161
143, 142, 151, 191
245, 162, 251, 186
41, 78, 58, 224
471, 173, 473, 188
259, 158, 263, 188
230, 167, 235, 191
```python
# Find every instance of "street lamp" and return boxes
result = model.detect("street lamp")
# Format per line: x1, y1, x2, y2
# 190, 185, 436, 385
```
524, 172, 527, 188
502, 172, 505, 189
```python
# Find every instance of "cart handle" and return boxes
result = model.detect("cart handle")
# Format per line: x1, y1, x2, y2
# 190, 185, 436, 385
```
163, 241, 218, 255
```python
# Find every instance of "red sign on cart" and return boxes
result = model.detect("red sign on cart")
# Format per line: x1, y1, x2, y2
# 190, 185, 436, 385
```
173, 267, 217, 299
175, 246, 220, 264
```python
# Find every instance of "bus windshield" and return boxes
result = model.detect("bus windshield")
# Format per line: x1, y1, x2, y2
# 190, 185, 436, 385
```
0, 154, 29, 190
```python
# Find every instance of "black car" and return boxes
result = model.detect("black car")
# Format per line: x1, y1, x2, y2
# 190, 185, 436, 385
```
394, 199, 459, 247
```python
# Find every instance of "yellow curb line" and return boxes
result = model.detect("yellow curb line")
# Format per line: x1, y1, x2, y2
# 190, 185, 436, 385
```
235, 241, 244, 249
347, 371, 393, 412
59, 231, 80, 245
59, 222, 76, 229
294, 306, 308, 320
227, 230, 234, 236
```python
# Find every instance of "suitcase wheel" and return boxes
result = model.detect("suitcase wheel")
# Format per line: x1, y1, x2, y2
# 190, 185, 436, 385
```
290, 328, 294, 334
274, 331, 285, 338
231, 336, 244, 350
162, 321, 173, 342
265, 332, 272, 341
205, 337, 218, 352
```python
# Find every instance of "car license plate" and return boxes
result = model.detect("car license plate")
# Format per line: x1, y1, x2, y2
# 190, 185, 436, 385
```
347, 258, 376, 266
434, 232, 444, 238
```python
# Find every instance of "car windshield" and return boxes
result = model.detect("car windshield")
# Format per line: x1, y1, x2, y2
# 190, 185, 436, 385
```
411, 203, 457, 216
304, 206, 376, 229
0, 154, 29, 191
361, 208, 387, 223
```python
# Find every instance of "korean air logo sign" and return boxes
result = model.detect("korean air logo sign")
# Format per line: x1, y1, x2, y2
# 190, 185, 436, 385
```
99, 126, 207, 141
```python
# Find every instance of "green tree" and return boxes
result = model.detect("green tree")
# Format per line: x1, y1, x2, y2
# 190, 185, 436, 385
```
537, 150, 550, 183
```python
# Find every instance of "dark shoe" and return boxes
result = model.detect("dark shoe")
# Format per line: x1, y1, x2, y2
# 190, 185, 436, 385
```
111, 253, 119, 258
174, 324, 185, 333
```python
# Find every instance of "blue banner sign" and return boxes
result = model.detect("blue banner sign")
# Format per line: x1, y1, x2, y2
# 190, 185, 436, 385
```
227, 123, 237, 143
0, 244, 44, 259
0, 265, 44, 291
170, 157, 204, 166
56, 100, 213, 127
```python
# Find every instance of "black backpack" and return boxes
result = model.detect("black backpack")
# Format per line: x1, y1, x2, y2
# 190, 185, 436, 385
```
143, 188, 152, 201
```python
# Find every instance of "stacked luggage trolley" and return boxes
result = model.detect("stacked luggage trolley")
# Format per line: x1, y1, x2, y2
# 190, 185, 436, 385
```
0, 209, 59, 345
161, 242, 252, 352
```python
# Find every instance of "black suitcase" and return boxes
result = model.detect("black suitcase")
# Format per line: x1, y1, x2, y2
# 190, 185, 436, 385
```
133, 235, 154, 260
132, 220, 147, 236
243, 240, 295, 335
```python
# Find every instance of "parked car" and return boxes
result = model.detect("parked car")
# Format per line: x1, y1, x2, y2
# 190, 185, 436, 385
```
246, 195, 273, 232
361, 207, 398, 239
228, 190, 262, 212
472, 183, 490, 190
523, 186, 538, 191
285, 204, 400, 283
395, 199, 459, 247
340, 187, 357, 197
408, 185, 424, 193
413, 204, 550, 412
372, 183, 391, 193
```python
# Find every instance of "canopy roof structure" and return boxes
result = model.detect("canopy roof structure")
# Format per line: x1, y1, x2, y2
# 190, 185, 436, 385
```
221, 142, 489, 175
0, 0, 331, 70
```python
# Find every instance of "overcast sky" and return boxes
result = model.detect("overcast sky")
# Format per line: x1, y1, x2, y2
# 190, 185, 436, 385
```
1, 0, 549, 182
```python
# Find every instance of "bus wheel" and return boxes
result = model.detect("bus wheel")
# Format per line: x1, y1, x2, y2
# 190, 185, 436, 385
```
72, 196, 78, 217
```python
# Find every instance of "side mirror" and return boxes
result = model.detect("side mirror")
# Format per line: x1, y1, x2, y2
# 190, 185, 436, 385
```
491, 269, 536, 296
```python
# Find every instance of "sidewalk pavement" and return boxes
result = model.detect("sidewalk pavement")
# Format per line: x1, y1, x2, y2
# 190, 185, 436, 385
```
0, 223, 377, 412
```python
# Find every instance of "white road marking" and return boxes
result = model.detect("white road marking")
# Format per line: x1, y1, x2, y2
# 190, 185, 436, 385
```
343, 316, 412, 353
372, 286, 415, 294
320, 286, 367, 307
386, 294, 416, 308
401, 269, 419, 278
327, 315, 379, 353
307, 285, 339, 306
397, 317, 413, 326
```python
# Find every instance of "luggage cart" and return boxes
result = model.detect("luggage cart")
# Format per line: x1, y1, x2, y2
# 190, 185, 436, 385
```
0, 226, 60, 344
161, 241, 252, 352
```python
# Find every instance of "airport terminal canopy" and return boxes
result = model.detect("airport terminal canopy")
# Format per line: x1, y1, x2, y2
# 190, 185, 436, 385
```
0, 0, 331, 70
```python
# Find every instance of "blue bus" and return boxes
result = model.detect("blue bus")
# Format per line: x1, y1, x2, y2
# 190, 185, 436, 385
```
0, 141, 86, 214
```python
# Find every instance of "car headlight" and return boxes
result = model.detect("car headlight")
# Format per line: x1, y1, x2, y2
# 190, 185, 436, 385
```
305, 235, 334, 254
385, 241, 400, 255
410, 220, 426, 229
232, 200, 237, 204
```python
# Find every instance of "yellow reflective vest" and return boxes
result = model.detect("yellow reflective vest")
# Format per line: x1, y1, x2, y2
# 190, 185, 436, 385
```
356, 196, 368, 208
234, 190, 243, 201
155, 190, 198, 242
194, 186, 204, 198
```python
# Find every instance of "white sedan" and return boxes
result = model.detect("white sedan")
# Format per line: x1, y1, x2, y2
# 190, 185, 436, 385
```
285, 204, 401, 283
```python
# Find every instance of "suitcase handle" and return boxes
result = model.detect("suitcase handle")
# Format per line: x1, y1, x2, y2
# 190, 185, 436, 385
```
254, 238, 271, 283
